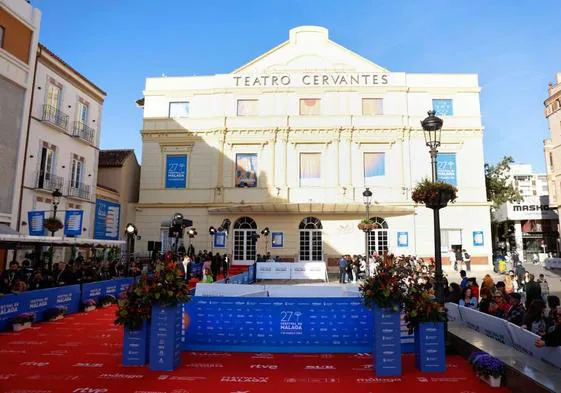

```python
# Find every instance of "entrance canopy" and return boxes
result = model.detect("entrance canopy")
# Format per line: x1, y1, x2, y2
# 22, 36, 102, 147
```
208, 203, 414, 216
0, 234, 126, 249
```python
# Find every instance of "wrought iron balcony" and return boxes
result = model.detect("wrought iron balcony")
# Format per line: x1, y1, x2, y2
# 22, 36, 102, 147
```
42, 104, 69, 130
67, 182, 91, 201
34, 172, 64, 192
72, 121, 96, 144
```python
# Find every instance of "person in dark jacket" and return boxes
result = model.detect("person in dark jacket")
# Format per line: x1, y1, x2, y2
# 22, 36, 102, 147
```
536, 307, 561, 347
524, 274, 542, 309
28, 270, 50, 290
478, 287, 492, 314
0, 261, 25, 293
54, 263, 75, 286
507, 293, 525, 326
445, 283, 462, 304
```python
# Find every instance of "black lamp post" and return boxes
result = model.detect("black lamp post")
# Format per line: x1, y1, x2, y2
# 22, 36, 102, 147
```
125, 223, 138, 276
209, 226, 216, 251
362, 187, 373, 275
50, 188, 62, 237
421, 110, 445, 305
261, 227, 270, 255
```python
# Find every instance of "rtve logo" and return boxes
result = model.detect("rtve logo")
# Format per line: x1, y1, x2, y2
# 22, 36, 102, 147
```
250, 364, 278, 369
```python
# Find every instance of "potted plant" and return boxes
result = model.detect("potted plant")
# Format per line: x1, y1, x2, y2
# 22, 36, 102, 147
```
11, 312, 35, 332
99, 295, 116, 308
83, 299, 97, 312
359, 257, 409, 377
411, 178, 458, 209
469, 352, 505, 388
404, 283, 447, 372
358, 219, 376, 232
117, 291, 128, 307
43, 217, 63, 233
44, 307, 65, 322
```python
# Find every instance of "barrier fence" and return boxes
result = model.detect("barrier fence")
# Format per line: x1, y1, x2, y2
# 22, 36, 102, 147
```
0, 278, 133, 331
446, 302, 561, 370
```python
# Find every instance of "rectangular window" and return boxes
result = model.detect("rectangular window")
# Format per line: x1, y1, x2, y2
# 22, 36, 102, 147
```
237, 99, 258, 116
436, 153, 457, 186
70, 158, 83, 188
77, 101, 89, 123
550, 153, 555, 169
165, 154, 188, 188
0, 26, 4, 48
362, 98, 383, 116
235, 153, 258, 187
300, 153, 321, 186
432, 99, 453, 116
47, 84, 62, 109
38, 146, 55, 188
299, 99, 320, 116
364, 152, 385, 182
168, 102, 190, 118
441, 229, 462, 253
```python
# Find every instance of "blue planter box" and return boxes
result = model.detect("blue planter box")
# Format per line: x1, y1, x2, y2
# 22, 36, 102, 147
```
149, 304, 182, 371
414, 322, 446, 373
372, 304, 402, 376
122, 321, 150, 366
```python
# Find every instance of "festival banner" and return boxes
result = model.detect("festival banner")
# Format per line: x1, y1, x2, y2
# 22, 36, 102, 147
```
27, 211, 45, 236
165, 155, 187, 188
506, 322, 561, 370
94, 198, 121, 240
64, 210, 83, 237
436, 153, 457, 185
459, 306, 513, 346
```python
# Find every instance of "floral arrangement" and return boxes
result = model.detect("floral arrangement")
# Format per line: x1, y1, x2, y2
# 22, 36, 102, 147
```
83, 299, 97, 307
115, 252, 190, 331
403, 283, 447, 334
358, 219, 378, 231
117, 291, 128, 306
11, 312, 35, 325
359, 255, 409, 311
469, 352, 505, 378
411, 178, 458, 208
99, 294, 116, 306
44, 307, 65, 321
43, 217, 63, 232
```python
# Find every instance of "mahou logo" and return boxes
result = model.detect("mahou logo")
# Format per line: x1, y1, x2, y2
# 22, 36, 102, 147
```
220, 376, 269, 383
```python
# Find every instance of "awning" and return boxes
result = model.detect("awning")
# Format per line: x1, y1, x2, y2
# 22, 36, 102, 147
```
0, 224, 21, 236
0, 234, 126, 249
207, 203, 414, 216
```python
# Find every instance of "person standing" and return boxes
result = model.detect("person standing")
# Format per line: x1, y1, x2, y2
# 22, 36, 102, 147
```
537, 274, 549, 302
507, 293, 525, 326
0, 261, 24, 293
455, 247, 464, 272
459, 270, 469, 289
448, 248, 457, 271
211, 252, 221, 282
338, 255, 347, 284
525, 274, 542, 309
462, 249, 471, 272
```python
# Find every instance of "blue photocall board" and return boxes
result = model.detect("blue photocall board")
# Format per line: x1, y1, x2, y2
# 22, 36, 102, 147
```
81, 278, 133, 303
28, 211, 45, 236
0, 285, 81, 331
94, 198, 121, 240
182, 297, 415, 353
165, 155, 187, 188
64, 210, 83, 237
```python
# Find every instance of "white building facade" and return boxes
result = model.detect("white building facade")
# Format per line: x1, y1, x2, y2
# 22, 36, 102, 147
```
137, 26, 492, 268
19, 44, 106, 240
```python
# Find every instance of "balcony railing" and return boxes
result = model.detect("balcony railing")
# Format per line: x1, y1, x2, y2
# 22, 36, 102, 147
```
67, 182, 91, 201
34, 171, 64, 192
72, 121, 96, 144
42, 104, 69, 130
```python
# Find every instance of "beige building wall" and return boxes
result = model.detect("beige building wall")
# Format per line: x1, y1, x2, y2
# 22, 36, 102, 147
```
544, 72, 561, 221
137, 26, 492, 268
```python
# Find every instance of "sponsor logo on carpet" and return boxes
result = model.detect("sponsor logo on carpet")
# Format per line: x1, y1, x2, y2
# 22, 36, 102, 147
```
304, 365, 335, 370
250, 364, 278, 369
4, 390, 52, 393
0, 349, 26, 354
72, 389, 108, 393
356, 377, 402, 383
0, 373, 17, 380
74, 363, 104, 367
98, 373, 144, 380
192, 352, 232, 357
220, 376, 269, 383
41, 350, 69, 356
20, 362, 49, 367
27, 374, 80, 381
186, 363, 223, 368
157, 375, 206, 381
133, 391, 167, 393
285, 377, 339, 383
251, 353, 273, 359
9, 341, 46, 345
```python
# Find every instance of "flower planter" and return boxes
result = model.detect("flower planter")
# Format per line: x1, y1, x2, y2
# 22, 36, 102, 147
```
13, 322, 32, 332
372, 303, 402, 376
414, 321, 446, 373
149, 303, 182, 371
123, 320, 150, 366
425, 190, 453, 210
479, 375, 501, 388
84, 305, 96, 312
358, 223, 377, 232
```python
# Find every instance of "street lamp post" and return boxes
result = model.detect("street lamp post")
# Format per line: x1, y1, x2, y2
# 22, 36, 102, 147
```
261, 227, 270, 256
362, 188, 373, 276
50, 188, 62, 237
125, 223, 138, 276
421, 110, 445, 305
209, 226, 216, 253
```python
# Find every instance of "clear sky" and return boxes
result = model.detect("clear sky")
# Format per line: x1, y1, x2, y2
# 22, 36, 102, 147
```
33, 0, 560, 171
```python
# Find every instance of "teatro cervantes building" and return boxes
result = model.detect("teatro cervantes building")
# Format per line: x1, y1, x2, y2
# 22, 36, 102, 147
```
136, 26, 492, 269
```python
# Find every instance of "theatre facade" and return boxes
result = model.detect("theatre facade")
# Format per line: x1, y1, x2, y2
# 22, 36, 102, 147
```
136, 26, 491, 267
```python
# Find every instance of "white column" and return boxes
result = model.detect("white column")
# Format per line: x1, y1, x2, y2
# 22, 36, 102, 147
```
514, 220, 524, 262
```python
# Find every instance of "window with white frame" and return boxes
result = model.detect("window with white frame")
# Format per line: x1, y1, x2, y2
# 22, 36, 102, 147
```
364, 152, 385, 182
299, 99, 320, 115
169, 101, 190, 118
38, 144, 56, 189
362, 98, 383, 116
70, 157, 84, 188
237, 99, 258, 116
441, 229, 462, 253
77, 100, 89, 124
432, 99, 453, 116
300, 153, 321, 186
46, 83, 62, 109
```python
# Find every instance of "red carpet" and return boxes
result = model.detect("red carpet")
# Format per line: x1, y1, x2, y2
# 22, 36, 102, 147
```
0, 306, 510, 393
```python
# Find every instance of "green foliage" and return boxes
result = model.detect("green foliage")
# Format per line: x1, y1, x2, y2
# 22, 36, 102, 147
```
359, 257, 410, 310
403, 284, 447, 334
411, 178, 458, 205
485, 156, 523, 207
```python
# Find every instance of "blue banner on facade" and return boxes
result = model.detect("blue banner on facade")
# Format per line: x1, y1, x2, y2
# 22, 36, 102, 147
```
94, 199, 121, 240
0, 285, 81, 331
183, 296, 415, 353
436, 153, 457, 185
81, 278, 133, 303
27, 211, 45, 236
64, 210, 83, 237
165, 155, 187, 188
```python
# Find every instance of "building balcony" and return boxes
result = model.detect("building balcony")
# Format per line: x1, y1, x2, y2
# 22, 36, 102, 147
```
67, 182, 91, 201
42, 104, 69, 130
72, 121, 96, 144
34, 172, 64, 192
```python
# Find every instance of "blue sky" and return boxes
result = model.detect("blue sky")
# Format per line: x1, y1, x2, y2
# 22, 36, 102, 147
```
34, 0, 560, 171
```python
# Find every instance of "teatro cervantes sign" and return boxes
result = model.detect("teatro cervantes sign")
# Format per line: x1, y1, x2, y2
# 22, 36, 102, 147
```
233, 73, 390, 87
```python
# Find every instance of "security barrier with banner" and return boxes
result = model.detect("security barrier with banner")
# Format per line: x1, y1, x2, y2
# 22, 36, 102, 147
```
81, 278, 133, 302
255, 262, 327, 281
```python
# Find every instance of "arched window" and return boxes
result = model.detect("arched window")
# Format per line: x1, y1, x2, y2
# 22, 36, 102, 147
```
367, 217, 389, 255
233, 217, 257, 263
299, 217, 323, 261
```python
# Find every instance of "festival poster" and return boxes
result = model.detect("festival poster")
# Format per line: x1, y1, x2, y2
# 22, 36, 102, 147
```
436, 153, 457, 186
165, 155, 187, 188
235, 153, 257, 187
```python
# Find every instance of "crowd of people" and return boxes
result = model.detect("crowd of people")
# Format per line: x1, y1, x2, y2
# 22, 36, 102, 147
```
447, 269, 560, 348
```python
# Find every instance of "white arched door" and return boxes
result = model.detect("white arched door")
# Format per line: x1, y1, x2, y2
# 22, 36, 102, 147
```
233, 217, 257, 264
299, 217, 323, 262
367, 217, 389, 255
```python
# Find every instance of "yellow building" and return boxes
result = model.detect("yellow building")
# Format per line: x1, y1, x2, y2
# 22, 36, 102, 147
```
136, 26, 491, 269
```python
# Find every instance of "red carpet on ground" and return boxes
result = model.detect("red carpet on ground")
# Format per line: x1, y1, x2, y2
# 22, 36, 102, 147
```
0, 306, 510, 393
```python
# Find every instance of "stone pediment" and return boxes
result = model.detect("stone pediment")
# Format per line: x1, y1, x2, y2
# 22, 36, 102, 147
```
234, 26, 388, 74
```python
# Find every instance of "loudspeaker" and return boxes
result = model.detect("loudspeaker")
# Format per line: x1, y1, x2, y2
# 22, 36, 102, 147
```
147, 241, 155, 251
155, 241, 162, 251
